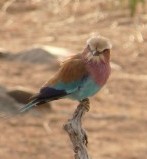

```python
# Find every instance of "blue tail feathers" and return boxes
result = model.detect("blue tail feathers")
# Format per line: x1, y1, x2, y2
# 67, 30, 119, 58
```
18, 87, 68, 113
18, 99, 39, 113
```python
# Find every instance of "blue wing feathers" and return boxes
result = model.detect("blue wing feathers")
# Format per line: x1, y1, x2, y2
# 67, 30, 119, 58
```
9, 75, 89, 115
39, 87, 67, 99
14, 87, 68, 114
54, 75, 88, 93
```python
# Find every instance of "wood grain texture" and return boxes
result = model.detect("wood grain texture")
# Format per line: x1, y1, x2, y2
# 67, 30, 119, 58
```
64, 98, 90, 159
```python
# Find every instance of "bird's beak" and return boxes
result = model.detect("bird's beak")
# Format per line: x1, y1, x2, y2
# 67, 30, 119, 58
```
84, 45, 101, 56
92, 50, 102, 56
92, 49, 109, 56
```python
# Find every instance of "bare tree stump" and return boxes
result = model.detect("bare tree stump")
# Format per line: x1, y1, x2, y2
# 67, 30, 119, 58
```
64, 98, 90, 159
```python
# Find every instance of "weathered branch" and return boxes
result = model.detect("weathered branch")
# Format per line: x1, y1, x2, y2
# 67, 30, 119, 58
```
64, 98, 90, 159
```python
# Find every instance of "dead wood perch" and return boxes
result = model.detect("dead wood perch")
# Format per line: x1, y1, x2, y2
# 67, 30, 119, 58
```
64, 98, 90, 159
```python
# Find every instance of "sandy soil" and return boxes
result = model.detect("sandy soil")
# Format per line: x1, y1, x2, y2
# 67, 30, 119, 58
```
0, 1, 147, 159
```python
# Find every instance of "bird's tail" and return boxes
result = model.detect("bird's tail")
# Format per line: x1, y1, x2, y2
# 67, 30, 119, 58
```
17, 99, 40, 113
0, 87, 68, 121
0, 98, 43, 121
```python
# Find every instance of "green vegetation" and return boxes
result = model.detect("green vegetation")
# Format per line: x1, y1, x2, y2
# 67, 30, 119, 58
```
129, 0, 145, 16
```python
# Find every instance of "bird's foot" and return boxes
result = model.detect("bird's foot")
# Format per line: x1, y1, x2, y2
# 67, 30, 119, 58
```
80, 98, 90, 112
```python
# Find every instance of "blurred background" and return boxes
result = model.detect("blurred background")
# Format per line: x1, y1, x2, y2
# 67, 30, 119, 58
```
0, 0, 147, 159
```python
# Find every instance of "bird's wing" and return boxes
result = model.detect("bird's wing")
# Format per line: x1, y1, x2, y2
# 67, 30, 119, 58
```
41, 54, 88, 94
14, 54, 88, 113
46, 54, 88, 86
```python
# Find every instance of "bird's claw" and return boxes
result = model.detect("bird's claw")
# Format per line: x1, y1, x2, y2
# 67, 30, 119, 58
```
80, 98, 90, 112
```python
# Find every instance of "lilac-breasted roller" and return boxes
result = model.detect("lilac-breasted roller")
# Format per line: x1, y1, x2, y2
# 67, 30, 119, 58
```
11, 35, 112, 114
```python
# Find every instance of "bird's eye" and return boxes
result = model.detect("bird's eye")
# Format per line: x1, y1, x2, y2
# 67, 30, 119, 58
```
103, 49, 109, 53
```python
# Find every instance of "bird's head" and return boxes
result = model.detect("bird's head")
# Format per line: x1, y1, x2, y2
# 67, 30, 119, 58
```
83, 35, 112, 63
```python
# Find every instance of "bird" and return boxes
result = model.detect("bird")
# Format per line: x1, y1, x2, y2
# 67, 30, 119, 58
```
2, 35, 112, 118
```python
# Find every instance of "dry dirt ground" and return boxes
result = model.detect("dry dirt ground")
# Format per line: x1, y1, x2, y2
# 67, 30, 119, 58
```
0, 1, 147, 159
